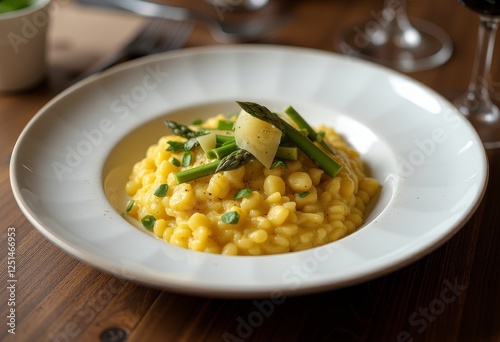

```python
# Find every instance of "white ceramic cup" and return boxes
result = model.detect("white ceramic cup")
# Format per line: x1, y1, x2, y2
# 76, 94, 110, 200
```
0, 0, 51, 92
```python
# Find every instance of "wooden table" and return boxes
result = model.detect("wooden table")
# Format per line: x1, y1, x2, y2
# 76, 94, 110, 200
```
1, 0, 499, 341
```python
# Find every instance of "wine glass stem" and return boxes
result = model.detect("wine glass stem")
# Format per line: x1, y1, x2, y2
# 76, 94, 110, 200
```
467, 16, 499, 102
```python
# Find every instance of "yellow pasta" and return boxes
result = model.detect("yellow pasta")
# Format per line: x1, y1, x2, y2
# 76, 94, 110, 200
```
125, 113, 380, 256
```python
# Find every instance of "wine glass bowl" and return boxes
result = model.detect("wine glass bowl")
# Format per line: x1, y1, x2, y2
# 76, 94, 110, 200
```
335, 0, 453, 73
453, 0, 500, 148
458, 0, 500, 16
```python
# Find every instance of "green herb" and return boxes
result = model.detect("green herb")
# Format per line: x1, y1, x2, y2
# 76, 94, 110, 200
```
298, 191, 310, 198
126, 199, 135, 212
167, 137, 199, 153
237, 101, 342, 178
154, 184, 169, 197
141, 215, 156, 229
234, 188, 252, 200
171, 158, 181, 167
167, 141, 185, 152
222, 211, 240, 224
192, 118, 203, 125
271, 160, 287, 169
182, 151, 192, 167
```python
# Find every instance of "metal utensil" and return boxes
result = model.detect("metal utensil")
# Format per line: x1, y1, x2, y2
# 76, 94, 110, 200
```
85, 0, 292, 42
76, 18, 193, 81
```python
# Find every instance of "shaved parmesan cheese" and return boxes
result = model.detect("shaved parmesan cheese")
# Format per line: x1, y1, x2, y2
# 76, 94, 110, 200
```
197, 133, 217, 153
234, 109, 282, 169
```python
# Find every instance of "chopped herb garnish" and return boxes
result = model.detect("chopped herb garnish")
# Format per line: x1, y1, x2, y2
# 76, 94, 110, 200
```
192, 118, 203, 125
154, 184, 169, 197
234, 188, 252, 200
141, 215, 156, 229
182, 151, 192, 167
167, 141, 185, 152
167, 138, 198, 152
298, 191, 310, 198
126, 199, 135, 212
221, 211, 240, 224
271, 160, 287, 169
171, 158, 181, 167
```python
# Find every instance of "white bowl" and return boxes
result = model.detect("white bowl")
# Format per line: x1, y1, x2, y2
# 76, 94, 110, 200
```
10, 45, 488, 298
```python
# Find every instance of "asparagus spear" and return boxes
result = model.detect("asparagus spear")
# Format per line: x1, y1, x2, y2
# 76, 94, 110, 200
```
275, 146, 298, 161
207, 141, 238, 160
207, 141, 298, 161
236, 101, 342, 178
174, 161, 220, 184
174, 149, 255, 183
284, 106, 335, 154
216, 134, 235, 145
165, 120, 204, 139
215, 149, 255, 172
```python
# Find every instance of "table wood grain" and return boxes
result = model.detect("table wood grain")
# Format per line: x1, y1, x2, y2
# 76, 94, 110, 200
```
1, 0, 499, 341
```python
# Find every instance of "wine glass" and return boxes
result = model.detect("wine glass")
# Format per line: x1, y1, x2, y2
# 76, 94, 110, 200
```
453, 0, 500, 149
335, 0, 453, 73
